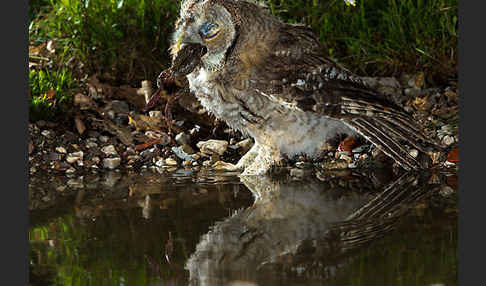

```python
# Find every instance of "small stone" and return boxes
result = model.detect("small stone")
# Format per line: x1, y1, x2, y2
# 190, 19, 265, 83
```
322, 160, 349, 170
86, 141, 98, 149
41, 130, 52, 137
99, 135, 110, 143
66, 151, 84, 164
55, 146, 67, 154
155, 159, 165, 167
183, 160, 192, 167
213, 161, 237, 171
103, 157, 121, 169
202, 160, 213, 167
107, 100, 130, 114
197, 139, 228, 155
442, 135, 455, 146
339, 154, 353, 163
101, 145, 118, 156
172, 146, 195, 162
91, 156, 101, 164
175, 132, 191, 146
74, 116, 86, 135
191, 153, 201, 161
409, 149, 419, 158
66, 167, 76, 174
295, 161, 312, 169
149, 111, 163, 118
192, 161, 199, 166
165, 158, 178, 166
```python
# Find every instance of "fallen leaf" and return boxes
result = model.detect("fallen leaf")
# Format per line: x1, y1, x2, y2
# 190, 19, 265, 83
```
74, 116, 86, 135
447, 147, 459, 163
134, 138, 162, 151
338, 136, 358, 154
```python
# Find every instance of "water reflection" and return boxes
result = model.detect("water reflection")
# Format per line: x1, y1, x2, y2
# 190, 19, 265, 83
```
186, 172, 455, 286
29, 170, 457, 286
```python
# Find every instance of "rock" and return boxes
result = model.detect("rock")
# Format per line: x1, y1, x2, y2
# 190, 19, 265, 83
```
41, 130, 53, 137
55, 146, 67, 154
213, 161, 237, 171
442, 135, 455, 146
66, 151, 83, 164
74, 116, 86, 135
172, 146, 195, 162
295, 161, 312, 169
103, 157, 121, 169
155, 159, 165, 167
86, 141, 98, 149
181, 144, 195, 155
165, 158, 178, 166
101, 145, 118, 156
106, 100, 130, 114
149, 111, 163, 118
409, 149, 419, 158
175, 132, 191, 146
338, 154, 353, 163
99, 135, 110, 143
73, 93, 95, 110
322, 160, 349, 170
197, 139, 228, 155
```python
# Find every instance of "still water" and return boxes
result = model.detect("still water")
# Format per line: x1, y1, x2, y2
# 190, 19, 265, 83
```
29, 168, 457, 285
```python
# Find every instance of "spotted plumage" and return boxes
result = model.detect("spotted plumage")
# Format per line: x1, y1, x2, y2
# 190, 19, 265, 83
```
169, 0, 440, 175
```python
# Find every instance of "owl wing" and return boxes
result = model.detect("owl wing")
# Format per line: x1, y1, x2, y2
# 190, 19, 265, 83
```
249, 25, 438, 170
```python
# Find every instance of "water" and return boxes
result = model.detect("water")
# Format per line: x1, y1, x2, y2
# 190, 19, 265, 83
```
29, 169, 457, 285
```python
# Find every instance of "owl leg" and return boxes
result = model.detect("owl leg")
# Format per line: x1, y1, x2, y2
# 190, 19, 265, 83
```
241, 144, 281, 176
235, 143, 262, 169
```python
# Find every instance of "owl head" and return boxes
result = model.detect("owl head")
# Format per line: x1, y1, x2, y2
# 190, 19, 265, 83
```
169, 0, 272, 74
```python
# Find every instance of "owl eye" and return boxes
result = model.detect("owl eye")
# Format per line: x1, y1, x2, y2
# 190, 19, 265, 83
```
200, 23, 219, 39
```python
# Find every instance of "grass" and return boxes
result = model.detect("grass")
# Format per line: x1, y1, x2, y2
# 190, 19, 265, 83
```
29, 68, 75, 122
28, 0, 457, 121
266, 0, 457, 83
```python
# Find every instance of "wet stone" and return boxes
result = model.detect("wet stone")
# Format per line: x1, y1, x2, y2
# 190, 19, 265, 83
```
172, 146, 195, 162
441, 135, 455, 146
175, 132, 191, 146
103, 157, 121, 169
197, 139, 228, 156
66, 151, 84, 164
101, 145, 118, 156
165, 158, 178, 166
55, 146, 67, 154
99, 135, 110, 143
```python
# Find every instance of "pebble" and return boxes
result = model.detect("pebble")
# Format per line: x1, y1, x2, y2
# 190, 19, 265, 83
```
409, 149, 419, 158
149, 111, 163, 118
172, 146, 195, 162
65, 167, 76, 174
99, 135, 110, 143
197, 139, 228, 155
165, 158, 178, 166
101, 145, 118, 156
103, 157, 121, 169
55, 147, 67, 154
442, 135, 455, 146
41, 130, 52, 137
439, 185, 455, 197
290, 168, 305, 177
175, 132, 191, 146
86, 141, 98, 148
155, 159, 165, 167
66, 151, 84, 164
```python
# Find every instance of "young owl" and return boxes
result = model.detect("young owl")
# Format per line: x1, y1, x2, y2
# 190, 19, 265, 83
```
168, 0, 440, 175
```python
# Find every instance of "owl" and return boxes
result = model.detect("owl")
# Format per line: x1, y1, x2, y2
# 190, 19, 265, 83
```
167, 0, 440, 175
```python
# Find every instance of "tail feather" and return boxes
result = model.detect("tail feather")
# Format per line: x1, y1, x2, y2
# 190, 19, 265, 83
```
346, 117, 421, 170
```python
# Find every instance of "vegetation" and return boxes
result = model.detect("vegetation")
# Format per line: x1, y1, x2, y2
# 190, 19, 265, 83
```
28, 0, 457, 120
